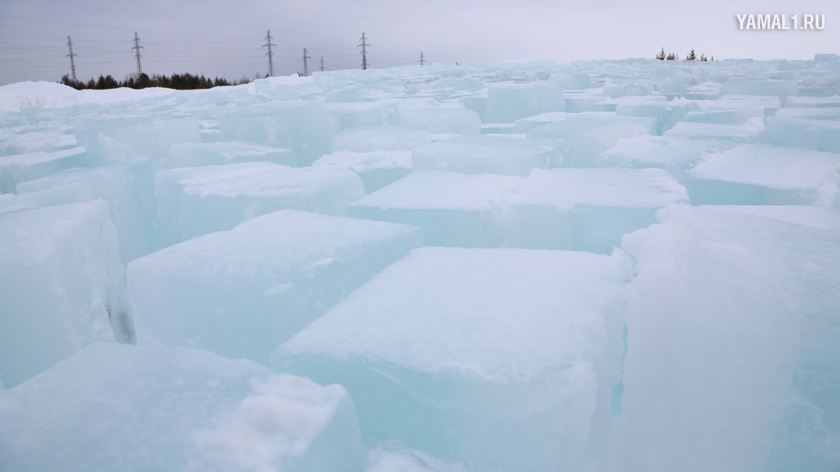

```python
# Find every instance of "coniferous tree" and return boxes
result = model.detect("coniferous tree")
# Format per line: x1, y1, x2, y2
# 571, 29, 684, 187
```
656, 48, 666, 60
686, 49, 697, 61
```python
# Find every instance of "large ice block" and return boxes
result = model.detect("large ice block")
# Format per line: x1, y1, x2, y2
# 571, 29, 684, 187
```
596, 135, 738, 185
615, 97, 698, 134
502, 168, 689, 252
487, 82, 565, 123
526, 114, 655, 167
155, 162, 365, 245
398, 105, 481, 136
128, 210, 422, 363
219, 101, 331, 165
412, 135, 565, 176
663, 116, 766, 143
765, 116, 840, 153
0, 200, 134, 388
312, 150, 412, 193
275, 247, 633, 470
18, 160, 159, 263
167, 142, 296, 169
333, 125, 432, 152
346, 171, 522, 247
0, 146, 87, 194
719, 79, 797, 102
0, 343, 366, 472
74, 117, 201, 166
606, 204, 840, 472
687, 144, 840, 205
0, 183, 93, 216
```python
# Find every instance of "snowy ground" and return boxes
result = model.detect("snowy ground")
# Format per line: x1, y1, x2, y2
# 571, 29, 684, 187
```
1, 56, 840, 472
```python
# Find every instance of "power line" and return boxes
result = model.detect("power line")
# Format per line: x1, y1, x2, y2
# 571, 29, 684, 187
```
262, 30, 276, 77
418, 51, 425, 66
358, 32, 369, 70
320, 56, 325, 72
131, 31, 144, 75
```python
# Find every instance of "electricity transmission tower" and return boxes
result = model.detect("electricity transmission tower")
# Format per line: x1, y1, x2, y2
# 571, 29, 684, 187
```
320, 57, 325, 72
131, 32, 144, 76
418, 52, 425, 65
66, 36, 78, 82
302, 48, 311, 77
263, 30, 276, 77
358, 32, 369, 70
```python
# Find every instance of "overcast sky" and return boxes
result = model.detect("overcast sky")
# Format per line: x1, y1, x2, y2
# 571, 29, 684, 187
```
0, 0, 837, 86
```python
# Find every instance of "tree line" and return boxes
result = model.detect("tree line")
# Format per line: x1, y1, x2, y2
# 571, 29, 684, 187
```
59, 72, 253, 90
656, 48, 715, 62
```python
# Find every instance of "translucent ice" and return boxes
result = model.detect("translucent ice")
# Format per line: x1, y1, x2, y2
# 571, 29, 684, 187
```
0, 146, 87, 194
487, 82, 565, 123
608, 204, 840, 472
0, 201, 133, 387
167, 142, 296, 169
275, 247, 633, 470
155, 162, 365, 245
312, 150, 412, 193
412, 135, 565, 176
128, 210, 421, 363
663, 116, 766, 143
333, 125, 432, 152
0, 343, 366, 472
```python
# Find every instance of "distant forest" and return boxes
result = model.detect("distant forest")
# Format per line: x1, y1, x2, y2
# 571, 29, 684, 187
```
59, 72, 252, 90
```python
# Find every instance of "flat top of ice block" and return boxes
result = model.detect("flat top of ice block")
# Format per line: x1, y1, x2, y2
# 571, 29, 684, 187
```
690, 144, 840, 189
775, 108, 840, 120
0, 199, 109, 266
509, 168, 688, 209
701, 205, 840, 233
414, 134, 562, 155
313, 150, 412, 172
710, 95, 781, 109
0, 146, 85, 167
663, 116, 765, 140
598, 135, 738, 168
281, 247, 633, 381
156, 162, 362, 199
0, 183, 93, 216
0, 343, 350, 471
349, 171, 523, 210
170, 142, 295, 157
128, 209, 419, 292
526, 114, 655, 138
515, 111, 615, 124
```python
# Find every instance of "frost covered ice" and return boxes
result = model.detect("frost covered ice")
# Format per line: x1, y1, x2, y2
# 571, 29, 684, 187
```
275, 247, 634, 470
1, 55, 840, 472
128, 210, 421, 363
0, 343, 366, 472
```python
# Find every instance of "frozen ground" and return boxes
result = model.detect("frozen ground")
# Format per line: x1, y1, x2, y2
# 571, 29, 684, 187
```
1, 55, 839, 472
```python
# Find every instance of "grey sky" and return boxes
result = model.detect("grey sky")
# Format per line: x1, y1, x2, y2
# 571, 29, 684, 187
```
0, 0, 837, 86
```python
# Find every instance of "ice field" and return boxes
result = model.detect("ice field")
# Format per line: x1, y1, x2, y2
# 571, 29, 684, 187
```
1, 55, 839, 471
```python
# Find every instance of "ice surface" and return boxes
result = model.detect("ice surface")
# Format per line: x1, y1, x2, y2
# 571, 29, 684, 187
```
155, 162, 365, 245
608, 204, 840, 472
347, 171, 522, 247
707, 205, 840, 232
219, 101, 331, 165
313, 150, 413, 193
0, 182, 93, 216
0, 343, 366, 472
411, 135, 565, 176
526, 114, 655, 167
663, 116, 766, 142
688, 144, 840, 206
167, 142, 296, 169
397, 105, 481, 136
0, 201, 133, 388
615, 97, 698, 134
719, 80, 797, 102
596, 135, 738, 184
17, 160, 160, 263
0, 146, 87, 193
275, 247, 633, 470
334, 125, 432, 152
766, 116, 840, 153
128, 210, 421, 363
487, 82, 565, 123
502, 168, 689, 252
75, 117, 201, 166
